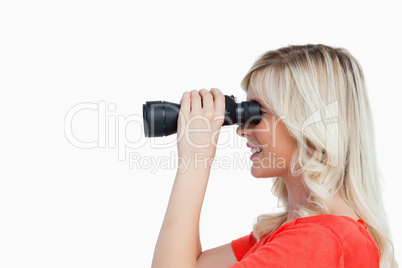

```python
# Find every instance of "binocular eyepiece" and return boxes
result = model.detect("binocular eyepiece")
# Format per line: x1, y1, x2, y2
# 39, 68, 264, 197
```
143, 95, 262, 137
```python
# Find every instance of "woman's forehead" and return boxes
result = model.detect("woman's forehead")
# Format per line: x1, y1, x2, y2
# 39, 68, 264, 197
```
246, 86, 258, 102
246, 86, 273, 113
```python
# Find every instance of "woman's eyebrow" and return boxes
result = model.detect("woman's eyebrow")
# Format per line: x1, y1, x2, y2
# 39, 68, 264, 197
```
248, 99, 271, 113
246, 97, 270, 108
248, 98, 264, 107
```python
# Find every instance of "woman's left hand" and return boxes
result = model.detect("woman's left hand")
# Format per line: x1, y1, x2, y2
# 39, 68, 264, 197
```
177, 88, 225, 165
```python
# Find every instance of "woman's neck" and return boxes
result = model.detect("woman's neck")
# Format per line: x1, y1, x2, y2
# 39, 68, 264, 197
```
283, 172, 359, 224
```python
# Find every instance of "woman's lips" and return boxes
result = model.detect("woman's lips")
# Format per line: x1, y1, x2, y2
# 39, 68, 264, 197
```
246, 142, 263, 149
250, 150, 262, 160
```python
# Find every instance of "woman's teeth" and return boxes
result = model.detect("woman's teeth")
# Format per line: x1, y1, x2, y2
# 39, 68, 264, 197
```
251, 147, 262, 154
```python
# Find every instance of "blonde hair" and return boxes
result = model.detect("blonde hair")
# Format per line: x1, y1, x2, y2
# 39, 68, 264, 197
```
241, 44, 397, 267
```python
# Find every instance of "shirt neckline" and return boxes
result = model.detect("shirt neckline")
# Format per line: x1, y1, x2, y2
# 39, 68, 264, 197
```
280, 214, 366, 230
259, 214, 368, 241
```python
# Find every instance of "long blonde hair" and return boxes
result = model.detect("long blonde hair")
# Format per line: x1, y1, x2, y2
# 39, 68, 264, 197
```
241, 44, 397, 267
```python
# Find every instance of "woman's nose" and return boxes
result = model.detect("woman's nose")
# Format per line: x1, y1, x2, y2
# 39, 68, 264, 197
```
236, 124, 253, 137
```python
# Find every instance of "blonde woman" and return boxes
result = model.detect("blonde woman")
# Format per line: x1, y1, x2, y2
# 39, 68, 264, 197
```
151, 44, 397, 267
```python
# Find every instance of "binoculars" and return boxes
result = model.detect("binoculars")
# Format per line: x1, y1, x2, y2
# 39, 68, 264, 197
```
143, 95, 262, 137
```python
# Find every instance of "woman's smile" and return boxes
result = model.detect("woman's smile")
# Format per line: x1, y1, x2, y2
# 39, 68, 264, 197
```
247, 141, 264, 160
250, 149, 262, 160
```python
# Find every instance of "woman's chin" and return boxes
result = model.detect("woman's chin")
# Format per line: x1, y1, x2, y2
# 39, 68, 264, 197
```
249, 151, 286, 178
250, 160, 276, 178
250, 165, 267, 178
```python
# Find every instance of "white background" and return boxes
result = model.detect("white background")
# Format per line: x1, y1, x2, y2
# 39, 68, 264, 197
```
1, 0, 401, 267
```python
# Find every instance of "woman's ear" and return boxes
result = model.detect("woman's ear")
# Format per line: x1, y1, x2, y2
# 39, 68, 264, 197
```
305, 138, 316, 158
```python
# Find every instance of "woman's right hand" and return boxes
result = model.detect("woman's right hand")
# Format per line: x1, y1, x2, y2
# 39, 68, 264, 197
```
176, 88, 225, 163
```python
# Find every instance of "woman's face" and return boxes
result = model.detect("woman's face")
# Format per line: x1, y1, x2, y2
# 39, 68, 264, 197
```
236, 86, 298, 178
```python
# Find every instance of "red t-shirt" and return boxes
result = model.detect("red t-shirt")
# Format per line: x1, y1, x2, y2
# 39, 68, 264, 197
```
230, 214, 379, 268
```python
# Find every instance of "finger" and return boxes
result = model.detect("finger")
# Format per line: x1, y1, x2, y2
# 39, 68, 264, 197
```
209, 88, 225, 116
199, 89, 214, 111
190, 90, 201, 112
180, 91, 191, 115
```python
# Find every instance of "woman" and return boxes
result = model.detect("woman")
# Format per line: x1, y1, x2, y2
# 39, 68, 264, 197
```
151, 44, 397, 267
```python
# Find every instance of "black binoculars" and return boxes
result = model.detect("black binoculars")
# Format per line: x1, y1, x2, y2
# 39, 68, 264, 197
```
142, 95, 262, 137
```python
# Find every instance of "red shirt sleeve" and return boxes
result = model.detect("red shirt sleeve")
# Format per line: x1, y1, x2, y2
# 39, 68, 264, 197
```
231, 231, 257, 261
229, 223, 344, 268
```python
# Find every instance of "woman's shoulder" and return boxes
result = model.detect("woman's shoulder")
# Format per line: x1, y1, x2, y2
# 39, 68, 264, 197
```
264, 214, 379, 266
293, 214, 376, 244
231, 214, 379, 267
270, 214, 375, 244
